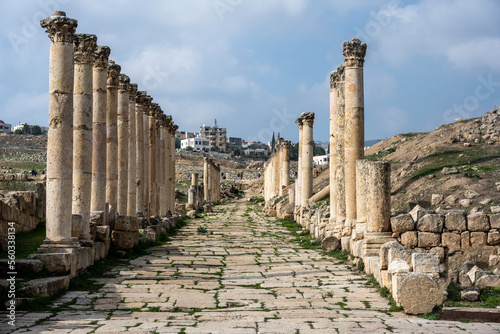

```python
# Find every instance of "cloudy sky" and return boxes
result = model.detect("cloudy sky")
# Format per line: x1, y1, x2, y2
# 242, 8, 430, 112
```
1, 0, 500, 143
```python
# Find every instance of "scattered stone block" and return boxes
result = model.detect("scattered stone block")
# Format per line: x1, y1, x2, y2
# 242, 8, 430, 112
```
401, 231, 418, 248
412, 252, 440, 276
114, 216, 140, 232
29, 253, 71, 275
490, 206, 500, 213
390, 214, 415, 234
0, 259, 43, 276
441, 232, 461, 251
476, 275, 500, 288
467, 212, 490, 231
417, 214, 444, 233
467, 265, 484, 284
480, 198, 492, 205
111, 230, 140, 250
95, 225, 110, 242
431, 194, 443, 206
418, 232, 441, 248
464, 190, 480, 199
489, 255, 500, 268
398, 273, 442, 315
459, 199, 472, 208
90, 211, 105, 225
445, 195, 458, 206
442, 167, 458, 175
388, 247, 413, 269
488, 231, 500, 245
461, 290, 479, 302
187, 210, 197, 219
380, 241, 404, 270
444, 210, 467, 231
321, 236, 340, 252
18, 276, 70, 298
470, 232, 487, 247
458, 270, 472, 289
409, 205, 431, 223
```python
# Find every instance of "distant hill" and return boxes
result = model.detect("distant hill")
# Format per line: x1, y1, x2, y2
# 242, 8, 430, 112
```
365, 139, 383, 147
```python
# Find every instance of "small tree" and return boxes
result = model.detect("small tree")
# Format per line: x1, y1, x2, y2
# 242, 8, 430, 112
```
186, 146, 194, 151
31, 125, 42, 135
22, 124, 30, 134
175, 137, 181, 149
14, 129, 23, 135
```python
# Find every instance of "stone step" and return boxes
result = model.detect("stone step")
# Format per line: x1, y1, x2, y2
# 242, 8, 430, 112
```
0, 259, 44, 278
441, 306, 500, 323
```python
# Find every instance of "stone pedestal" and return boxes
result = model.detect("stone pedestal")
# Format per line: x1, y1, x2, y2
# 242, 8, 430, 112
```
105, 60, 121, 211
343, 38, 366, 229
72, 33, 97, 244
90, 45, 110, 213
40, 11, 80, 248
117, 74, 129, 216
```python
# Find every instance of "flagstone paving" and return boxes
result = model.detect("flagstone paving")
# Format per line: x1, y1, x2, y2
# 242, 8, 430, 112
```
2, 199, 500, 333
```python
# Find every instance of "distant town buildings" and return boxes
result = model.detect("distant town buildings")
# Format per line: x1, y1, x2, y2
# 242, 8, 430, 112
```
227, 137, 242, 146
175, 130, 197, 140
242, 141, 269, 157
199, 119, 227, 152
12, 122, 48, 134
0, 120, 12, 134
313, 154, 329, 166
180, 136, 211, 152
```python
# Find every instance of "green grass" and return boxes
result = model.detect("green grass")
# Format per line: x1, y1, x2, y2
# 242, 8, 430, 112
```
0, 160, 46, 174
277, 219, 321, 250
0, 180, 41, 192
0, 222, 46, 259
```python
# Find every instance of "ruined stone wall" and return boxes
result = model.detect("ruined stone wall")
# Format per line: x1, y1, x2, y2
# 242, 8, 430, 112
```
0, 186, 45, 251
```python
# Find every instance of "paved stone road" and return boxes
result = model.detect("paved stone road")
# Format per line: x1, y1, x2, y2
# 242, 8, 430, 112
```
3, 199, 500, 333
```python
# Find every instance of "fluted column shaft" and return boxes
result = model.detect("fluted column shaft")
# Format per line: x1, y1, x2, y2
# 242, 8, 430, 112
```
72, 34, 96, 244
127, 84, 138, 216
40, 11, 79, 247
343, 38, 366, 224
106, 60, 121, 210
117, 74, 129, 215
91, 46, 110, 213
300, 113, 314, 205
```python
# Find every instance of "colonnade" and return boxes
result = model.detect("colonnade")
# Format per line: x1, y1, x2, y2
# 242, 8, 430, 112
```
263, 138, 291, 201
40, 11, 178, 251
203, 158, 220, 204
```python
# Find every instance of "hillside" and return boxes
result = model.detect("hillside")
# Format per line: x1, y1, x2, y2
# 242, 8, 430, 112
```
365, 108, 500, 214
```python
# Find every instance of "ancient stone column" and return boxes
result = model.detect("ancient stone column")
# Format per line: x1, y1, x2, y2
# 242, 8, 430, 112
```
154, 110, 162, 215
135, 92, 146, 216
300, 112, 315, 206
355, 159, 369, 227
335, 64, 347, 234
117, 74, 129, 216
295, 118, 303, 209
148, 103, 158, 216
142, 95, 152, 216
343, 38, 367, 227
203, 157, 209, 203
169, 124, 178, 212
163, 116, 172, 214
40, 11, 79, 247
91, 45, 110, 213
159, 115, 167, 216
363, 161, 393, 256
281, 141, 291, 196
72, 33, 96, 244
106, 60, 121, 211
329, 70, 338, 225
127, 83, 138, 216
274, 142, 281, 197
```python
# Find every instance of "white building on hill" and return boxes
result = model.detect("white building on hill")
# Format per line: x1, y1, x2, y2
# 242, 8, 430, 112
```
181, 136, 211, 152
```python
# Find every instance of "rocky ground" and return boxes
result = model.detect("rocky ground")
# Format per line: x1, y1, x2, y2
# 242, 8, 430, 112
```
2, 195, 499, 333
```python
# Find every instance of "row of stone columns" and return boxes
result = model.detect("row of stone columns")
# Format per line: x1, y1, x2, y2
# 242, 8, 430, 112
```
263, 138, 291, 202
203, 158, 220, 204
328, 38, 393, 253
40, 11, 178, 250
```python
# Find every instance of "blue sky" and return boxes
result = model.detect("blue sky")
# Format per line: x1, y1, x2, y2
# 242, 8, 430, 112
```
1, 0, 500, 143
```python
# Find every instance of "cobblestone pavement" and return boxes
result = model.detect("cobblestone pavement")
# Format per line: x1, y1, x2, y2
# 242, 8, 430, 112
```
3, 199, 500, 333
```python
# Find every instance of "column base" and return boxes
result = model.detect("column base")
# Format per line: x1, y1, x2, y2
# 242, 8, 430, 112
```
79, 236, 94, 248
362, 232, 394, 257
39, 237, 81, 249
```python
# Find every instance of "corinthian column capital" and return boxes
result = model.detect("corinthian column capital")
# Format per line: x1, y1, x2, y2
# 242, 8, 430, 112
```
343, 38, 367, 68
118, 74, 130, 92
300, 112, 315, 126
94, 46, 110, 69
74, 34, 97, 63
128, 83, 138, 101
107, 60, 121, 88
40, 11, 77, 43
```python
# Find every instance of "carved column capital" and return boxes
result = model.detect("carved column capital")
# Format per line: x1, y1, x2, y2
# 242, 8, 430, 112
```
118, 74, 130, 92
93, 45, 110, 69
40, 11, 77, 43
295, 117, 303, 128
343, 38, 367, 68
283, 140, 291, 149
128, 83, 138, 101
300, 112, 315, 126
107, 60, 121, 88
74, 34, 97, 63
136, 91, 147, 105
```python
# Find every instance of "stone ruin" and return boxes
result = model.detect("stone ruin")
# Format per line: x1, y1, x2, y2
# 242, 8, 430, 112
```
262, 38, 500, 314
